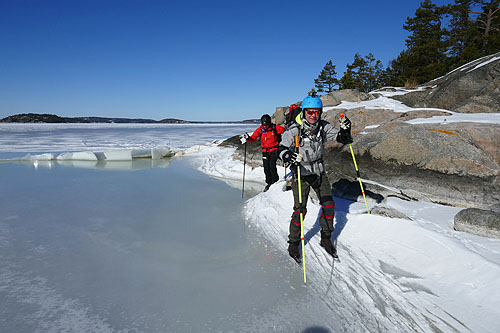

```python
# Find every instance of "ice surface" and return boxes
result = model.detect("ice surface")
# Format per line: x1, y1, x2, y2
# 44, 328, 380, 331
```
0, 159, 342, 332
57, 151, 98, 161
0, 123, 257, 155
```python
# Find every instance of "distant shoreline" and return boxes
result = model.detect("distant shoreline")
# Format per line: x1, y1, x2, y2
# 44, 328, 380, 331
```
0, 113, 260, 124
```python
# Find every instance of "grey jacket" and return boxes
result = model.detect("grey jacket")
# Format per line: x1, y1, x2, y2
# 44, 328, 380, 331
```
279, 115, 340, 176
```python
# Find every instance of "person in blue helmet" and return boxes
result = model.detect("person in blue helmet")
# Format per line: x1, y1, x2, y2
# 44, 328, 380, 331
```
278, 94, 352, 260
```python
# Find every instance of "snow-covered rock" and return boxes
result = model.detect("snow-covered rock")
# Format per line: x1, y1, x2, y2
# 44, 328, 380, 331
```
392, 52, 500, 113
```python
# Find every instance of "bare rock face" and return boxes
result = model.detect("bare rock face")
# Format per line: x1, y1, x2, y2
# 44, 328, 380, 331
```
273, 106, 288, 125
219, 134, 263, 167
323, 119, 499, 209
320, 89, 375, 107
370, 206, 412, 220
454, 208, 500, 238
393, 52, 500, 113
320, 107, 452, 136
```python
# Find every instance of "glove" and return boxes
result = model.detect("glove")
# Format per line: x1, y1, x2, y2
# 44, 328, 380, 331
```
339, 115, 352, 131
337, 114, 353, 144
239, 133, 249, 144
337, 131, 353, 144
282, 150, 303, 164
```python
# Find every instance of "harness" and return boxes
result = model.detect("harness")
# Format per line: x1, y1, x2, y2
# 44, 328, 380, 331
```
293, 113, 326, 145
292, 114, 326, 172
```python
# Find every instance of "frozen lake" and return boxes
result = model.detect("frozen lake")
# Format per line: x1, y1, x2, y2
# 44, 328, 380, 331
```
0, 124, 341, 332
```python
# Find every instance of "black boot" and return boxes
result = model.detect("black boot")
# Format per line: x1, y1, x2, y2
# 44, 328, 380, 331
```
320, 232, 337, 257
288, 242, 300, 259
263, 184, 271, 192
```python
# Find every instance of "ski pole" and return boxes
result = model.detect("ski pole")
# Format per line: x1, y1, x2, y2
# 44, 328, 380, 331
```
295, 136, 307, 285
340, 113, 370, 214
242, 141, 247, 199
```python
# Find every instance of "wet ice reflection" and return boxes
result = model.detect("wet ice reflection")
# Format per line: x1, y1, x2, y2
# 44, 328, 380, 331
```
0, 159, 339, 332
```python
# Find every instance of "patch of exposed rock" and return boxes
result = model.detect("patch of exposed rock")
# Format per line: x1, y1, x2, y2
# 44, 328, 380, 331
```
323, 119, 499, 209
320, 107, 452, 136
392, 52, 500, 113
370, 206, 412, 220
454, 208, 500, 238
219, 134, 264, 168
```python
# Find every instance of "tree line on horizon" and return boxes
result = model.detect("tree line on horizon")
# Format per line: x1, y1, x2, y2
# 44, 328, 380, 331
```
312, 0, 500, 94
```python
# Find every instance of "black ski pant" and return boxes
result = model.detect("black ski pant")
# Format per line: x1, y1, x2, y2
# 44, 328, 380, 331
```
262, 149, 279, 185
288, 171, 335, 245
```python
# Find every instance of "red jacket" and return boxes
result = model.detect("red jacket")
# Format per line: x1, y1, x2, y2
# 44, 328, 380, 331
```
248, 124, 284, 152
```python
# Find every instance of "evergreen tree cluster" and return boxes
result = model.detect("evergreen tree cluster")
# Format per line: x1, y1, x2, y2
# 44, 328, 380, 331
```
312, 0, 499, 94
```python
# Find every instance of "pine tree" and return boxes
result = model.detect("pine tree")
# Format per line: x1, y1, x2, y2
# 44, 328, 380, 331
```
339, 53, 385, 92
314, 60, 338, 93
392, 0, 449, 84
445, 0, 483, 68
471, 0, 500, 55
386, 51, 412, 87
338, 68, 356, 90
365, 53, 385, 92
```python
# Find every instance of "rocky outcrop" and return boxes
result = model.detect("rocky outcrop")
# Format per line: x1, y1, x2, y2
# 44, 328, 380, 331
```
454, 208, 500, 238
393, 52, 500, 113
323, 119, 499, 209
320, 89, 375, 107
219, 134, 264, 168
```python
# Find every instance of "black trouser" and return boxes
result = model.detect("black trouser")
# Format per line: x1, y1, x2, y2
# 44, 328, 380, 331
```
288, 172, 335, 245
262, 149, 279, 185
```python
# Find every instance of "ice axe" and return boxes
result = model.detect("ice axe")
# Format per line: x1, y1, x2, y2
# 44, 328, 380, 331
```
340, 113, 370, 214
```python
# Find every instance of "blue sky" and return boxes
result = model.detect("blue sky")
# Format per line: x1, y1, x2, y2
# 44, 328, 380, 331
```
0, 0, 453, 121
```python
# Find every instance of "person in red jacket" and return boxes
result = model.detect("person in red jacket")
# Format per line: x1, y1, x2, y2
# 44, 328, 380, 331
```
240, 114, 285, 192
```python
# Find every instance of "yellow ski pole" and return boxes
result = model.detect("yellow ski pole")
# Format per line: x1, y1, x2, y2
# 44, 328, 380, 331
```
340, 113, 370, 214
295, 136, 307, 284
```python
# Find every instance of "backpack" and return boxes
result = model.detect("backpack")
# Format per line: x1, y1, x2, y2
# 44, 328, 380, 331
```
272, 124, 282, 143
285, 104, 302, 128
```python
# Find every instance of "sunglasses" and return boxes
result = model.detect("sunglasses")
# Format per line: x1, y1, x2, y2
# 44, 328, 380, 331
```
305, 110, 320, 116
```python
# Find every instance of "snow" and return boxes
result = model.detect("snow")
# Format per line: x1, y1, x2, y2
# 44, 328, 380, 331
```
370, 86, 427, 97
467, 56, 500, 73
185, 143, 500, 332
325, 96, 446, 113
325, 95, 500, 125
406, 112, 500, 124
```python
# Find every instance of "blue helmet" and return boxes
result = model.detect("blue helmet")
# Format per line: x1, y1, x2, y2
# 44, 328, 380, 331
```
302, 95, 322, 110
